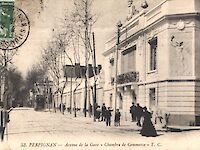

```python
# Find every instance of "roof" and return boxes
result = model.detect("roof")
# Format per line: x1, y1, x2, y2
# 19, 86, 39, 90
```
64, 64, 102, 78
104, 0, 165, 53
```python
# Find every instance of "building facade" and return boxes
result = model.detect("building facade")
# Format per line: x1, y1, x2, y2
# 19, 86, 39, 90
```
58, 64, 104, 114
103, 0, 200, 125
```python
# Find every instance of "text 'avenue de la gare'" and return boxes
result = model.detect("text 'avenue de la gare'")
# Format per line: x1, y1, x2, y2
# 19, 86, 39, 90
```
65, 142, 161, 147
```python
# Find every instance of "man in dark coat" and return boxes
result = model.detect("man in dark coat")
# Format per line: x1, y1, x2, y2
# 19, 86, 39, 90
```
59, 103, 62, 112
101, 103, 106, 121
130, 102, 136, 122
105, 107, 112, 126
114, 109, 121, 126
62, 103, 66, 114
136, 103, 143, 127
89, 104, 93, 117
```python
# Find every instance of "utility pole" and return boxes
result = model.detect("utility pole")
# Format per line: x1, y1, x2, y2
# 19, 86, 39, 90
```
3, 50, 8, 111
70, 69, 72, 114
74, 89, 77, 117
1, 50, 9, 141
59, 52, 63, 114
92, 32, 97, 121
84, 0, 89, 117
114, 21, 122, 115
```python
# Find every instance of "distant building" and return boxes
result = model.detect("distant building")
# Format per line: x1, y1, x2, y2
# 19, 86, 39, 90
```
103, 0, 200, 125
33, 79, 53, 110
62, 64, 104, 113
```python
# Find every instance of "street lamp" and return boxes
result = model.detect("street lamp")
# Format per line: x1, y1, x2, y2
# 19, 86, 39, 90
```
114, 21, 122, 115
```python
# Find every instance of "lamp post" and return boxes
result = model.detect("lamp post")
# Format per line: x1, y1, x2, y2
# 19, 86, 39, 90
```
92, 32, 97, 122
114, 21, 122, 115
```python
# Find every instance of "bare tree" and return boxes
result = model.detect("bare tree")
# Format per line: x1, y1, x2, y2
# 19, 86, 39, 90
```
0, 50, 18, 74
72, 0, 97, 117
0, 49, 18, 108
41, 18, 82, 115
53, 13, 85, 116
41, 40, 63, 112
40, 0, 97, 117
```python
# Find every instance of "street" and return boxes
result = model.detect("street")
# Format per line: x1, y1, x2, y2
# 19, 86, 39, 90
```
0, 108, 199, 150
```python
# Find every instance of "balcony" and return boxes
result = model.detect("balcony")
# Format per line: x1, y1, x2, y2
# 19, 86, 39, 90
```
117, 71, 139, 84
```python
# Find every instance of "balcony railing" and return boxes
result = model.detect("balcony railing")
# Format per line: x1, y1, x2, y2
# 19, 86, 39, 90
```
117, 71, 139, 84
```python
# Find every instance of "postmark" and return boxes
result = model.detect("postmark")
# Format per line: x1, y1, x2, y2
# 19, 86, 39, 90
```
0, 0, 30, 50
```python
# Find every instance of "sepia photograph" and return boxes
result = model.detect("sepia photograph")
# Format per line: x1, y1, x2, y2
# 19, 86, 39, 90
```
0, 0, 200, 149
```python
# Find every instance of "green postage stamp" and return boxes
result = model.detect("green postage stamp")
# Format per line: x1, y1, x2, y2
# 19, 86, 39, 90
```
0, 0, 14, 39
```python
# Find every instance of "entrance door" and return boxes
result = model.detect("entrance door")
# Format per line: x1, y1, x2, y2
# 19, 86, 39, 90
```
149, 88, 156, 111
132, 90, 137, 104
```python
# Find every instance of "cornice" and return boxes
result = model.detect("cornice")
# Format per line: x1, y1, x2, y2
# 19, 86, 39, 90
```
103, 12, 200, 56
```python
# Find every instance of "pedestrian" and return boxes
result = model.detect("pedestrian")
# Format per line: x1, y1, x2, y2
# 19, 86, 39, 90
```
154, 108, 163, 125
135, 103, 143, 127
114, 109, 121, 126
130, 102, 136, 122
101, 103, 106, 121
53, 101, 56, 112
89, 103, 93, 117
62, 103, 66, 114
95, 106, 101, 121
140, 107, 157, 137
105, 107, 112, 126
59, 103, 61, 112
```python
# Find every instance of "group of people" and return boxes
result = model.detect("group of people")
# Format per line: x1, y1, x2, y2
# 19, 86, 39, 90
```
92, 103, 121, 127
59, 103, 66, 114
92, 102, 157, 137
59, 102, 157, 137
130, 103, 143, 126
130, 102, 157, 137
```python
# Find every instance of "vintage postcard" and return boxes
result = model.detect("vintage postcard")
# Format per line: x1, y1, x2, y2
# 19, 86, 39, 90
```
0, 0, 200, 150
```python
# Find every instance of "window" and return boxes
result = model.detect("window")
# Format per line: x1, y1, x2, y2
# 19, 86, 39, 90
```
109, 58, 114, 66
118, 92, 123, 109
121, 45, 136, 73
132, 91, 136, 103
109, 93, 113, 107
109, 58, 115, 82
149, 88, 156, 110
149, 37, 157, 71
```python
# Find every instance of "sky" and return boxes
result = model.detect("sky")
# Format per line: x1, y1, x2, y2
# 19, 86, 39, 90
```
13, 0, 162, 76
12, 0, 129, 77
13, 0, 162, 77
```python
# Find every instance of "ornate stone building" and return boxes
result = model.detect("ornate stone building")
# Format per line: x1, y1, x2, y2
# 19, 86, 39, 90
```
103, 0, 200, 125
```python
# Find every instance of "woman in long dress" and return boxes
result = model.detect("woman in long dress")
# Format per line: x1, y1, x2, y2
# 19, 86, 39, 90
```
140, 107, 157, 137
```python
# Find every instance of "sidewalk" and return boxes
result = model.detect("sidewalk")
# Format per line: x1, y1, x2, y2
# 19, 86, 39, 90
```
61, 111, 159, 132
166, 125, 200, 132
47, 109, 200, 133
